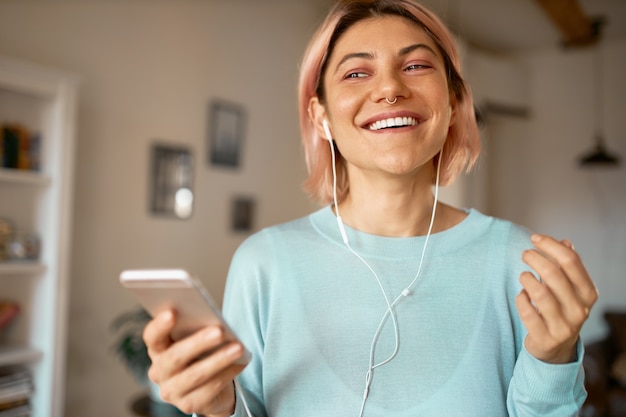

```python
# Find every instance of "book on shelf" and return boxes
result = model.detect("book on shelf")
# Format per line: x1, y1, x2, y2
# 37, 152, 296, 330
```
0, 403, 30, 417
0, 303, 19, 331
1, 123, 41, 172
0, 401, 32, 417
0, 366, 33, 416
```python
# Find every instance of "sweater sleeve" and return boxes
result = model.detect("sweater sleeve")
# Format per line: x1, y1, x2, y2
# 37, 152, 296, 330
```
223, 232, 271, 417
506, 339, 587, 416
501, 221, 587, 416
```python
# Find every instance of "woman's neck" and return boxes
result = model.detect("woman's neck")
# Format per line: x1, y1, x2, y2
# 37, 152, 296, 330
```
335, 171, 465, 237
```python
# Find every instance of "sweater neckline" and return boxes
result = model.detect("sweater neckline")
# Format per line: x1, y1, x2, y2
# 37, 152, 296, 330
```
309, 205, 492, 259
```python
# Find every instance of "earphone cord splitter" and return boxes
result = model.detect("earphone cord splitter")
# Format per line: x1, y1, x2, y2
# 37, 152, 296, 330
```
327, 137, 442, 417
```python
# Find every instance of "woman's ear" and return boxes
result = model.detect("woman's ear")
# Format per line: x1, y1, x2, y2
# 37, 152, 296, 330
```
308, 97, 330, 140
448, 95, 458, 127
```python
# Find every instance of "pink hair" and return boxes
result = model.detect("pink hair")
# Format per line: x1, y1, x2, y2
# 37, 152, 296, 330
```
298, 0, 481, 205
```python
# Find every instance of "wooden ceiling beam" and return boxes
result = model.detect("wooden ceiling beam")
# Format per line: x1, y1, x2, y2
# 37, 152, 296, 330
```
534, 0, 601, 47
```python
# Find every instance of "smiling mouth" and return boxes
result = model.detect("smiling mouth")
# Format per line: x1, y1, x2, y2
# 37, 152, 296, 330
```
367, 116, 419, 131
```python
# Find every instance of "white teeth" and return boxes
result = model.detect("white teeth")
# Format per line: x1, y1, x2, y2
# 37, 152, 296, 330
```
368, 117, 418, 131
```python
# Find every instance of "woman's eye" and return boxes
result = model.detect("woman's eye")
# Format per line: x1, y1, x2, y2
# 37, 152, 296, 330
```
406, 64, 430, 72
346, 71, 368, 79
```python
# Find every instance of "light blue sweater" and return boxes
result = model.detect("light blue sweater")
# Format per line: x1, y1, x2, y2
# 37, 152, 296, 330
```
222, 207, 586, 417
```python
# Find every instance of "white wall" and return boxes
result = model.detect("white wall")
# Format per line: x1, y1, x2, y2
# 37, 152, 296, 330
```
519, 41, 626, 342
457, 43, 626, 344
442, 48, 532, 214
0, 2, 320, 416
465, 49, 534, 226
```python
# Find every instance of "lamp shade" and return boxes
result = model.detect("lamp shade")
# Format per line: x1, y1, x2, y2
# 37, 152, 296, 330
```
579, 135, 621, 167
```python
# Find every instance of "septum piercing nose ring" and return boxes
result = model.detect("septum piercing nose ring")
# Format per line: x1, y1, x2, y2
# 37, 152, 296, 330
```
385, 97, 397, 105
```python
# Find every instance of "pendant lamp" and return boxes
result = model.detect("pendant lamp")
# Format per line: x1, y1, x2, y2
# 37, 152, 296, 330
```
579, 44, 621, 167
580, 135, 620, 165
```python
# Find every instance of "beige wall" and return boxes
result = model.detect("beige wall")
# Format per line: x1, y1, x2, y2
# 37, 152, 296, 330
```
0, 1, 321, 416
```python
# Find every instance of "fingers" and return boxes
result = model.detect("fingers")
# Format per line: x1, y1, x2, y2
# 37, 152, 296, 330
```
527, 234, 598, 308
143, 312, 248, 415
517, 234, 598, 363
521, 249, 586, 325
159, 344, 246, 414
164, 368, 238, 415
151, 325, 239, 379
515, 288, 546, 336
148, 323, 238, 381
518, 271, 576, 341
143, 309, 176, 358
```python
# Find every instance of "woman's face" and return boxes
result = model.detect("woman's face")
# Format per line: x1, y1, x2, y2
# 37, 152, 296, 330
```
311, 15, 455, 180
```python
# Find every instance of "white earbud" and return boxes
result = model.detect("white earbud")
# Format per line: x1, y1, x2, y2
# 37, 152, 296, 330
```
322, 119, 333, 141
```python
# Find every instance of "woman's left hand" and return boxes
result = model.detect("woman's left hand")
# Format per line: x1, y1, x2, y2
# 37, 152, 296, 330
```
516, 233, 599, 364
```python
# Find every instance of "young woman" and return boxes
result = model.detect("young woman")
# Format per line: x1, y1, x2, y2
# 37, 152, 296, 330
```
143, 1, 598, 416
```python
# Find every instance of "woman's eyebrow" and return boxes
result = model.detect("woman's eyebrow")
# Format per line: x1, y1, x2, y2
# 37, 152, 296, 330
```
334, 43, 439, 72
335, 52, 374, 71
399, 43, 438, 57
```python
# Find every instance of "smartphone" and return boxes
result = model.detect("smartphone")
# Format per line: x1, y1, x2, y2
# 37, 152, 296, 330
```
119, 268, 250, 364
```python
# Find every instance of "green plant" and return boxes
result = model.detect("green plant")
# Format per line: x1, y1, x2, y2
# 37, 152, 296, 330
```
110, 307, 152, 385
110, 308, 189, 412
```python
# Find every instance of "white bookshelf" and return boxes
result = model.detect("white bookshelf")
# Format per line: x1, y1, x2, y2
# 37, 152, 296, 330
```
0, 346, 43, 367
0, 169, 51, 186
0, 56, 78, 417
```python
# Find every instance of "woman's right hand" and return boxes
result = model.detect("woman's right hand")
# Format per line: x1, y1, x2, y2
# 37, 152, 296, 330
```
143, 309, 248, 417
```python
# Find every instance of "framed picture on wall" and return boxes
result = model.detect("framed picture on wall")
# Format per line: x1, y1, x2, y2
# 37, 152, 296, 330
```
150, 143, 194, 219
208, 99, 246, 168
231, 196, 256, 232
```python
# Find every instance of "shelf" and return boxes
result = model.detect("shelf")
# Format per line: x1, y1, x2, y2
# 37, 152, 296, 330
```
0, 168, 50, 186
0, 262, 46, 276
0, 346, 43, 366
0, 55, 78, 417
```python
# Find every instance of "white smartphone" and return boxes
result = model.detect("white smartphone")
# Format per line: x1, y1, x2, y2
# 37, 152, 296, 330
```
119, 268, 250, 364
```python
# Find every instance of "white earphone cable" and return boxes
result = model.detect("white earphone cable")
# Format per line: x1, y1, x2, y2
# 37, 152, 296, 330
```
235, 376, 253, 417
326, 133, 442, 417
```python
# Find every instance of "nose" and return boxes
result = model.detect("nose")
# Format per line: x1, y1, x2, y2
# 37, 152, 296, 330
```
372, 69, 409, 104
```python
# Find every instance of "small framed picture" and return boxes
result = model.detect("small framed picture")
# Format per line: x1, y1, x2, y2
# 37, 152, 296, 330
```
231, 196, 256, 232
208, 99, 246, 168
150, 143, 194, 219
